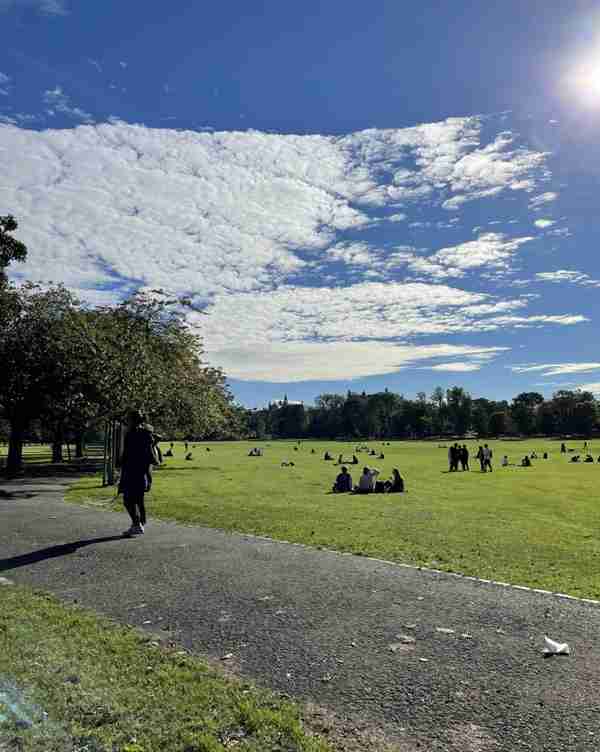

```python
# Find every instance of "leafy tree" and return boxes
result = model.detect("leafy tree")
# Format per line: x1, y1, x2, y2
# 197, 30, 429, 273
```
0, 215, 27, 286
446, 386, 472, 435
0, 283, 95, 475
510, 392, 544, 435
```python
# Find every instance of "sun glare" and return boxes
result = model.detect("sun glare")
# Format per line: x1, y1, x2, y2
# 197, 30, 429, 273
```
565, 51, 600, 107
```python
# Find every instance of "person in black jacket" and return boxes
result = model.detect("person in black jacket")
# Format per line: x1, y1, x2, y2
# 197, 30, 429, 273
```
119, 410, 156, 537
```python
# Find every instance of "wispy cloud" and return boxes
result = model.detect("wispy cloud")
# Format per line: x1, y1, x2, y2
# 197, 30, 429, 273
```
0, 0, 68, 14
529, 192, 558, 209
43, 86, 93, 122
428, 362, 484, 372
386, 232, 534, 280
535, 269, 600, 287
511, 363, 600, 376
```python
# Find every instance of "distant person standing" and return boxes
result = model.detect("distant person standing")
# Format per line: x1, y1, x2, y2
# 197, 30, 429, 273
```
118, 410, 157, 537
476, 445, 484, 472
482, 444, 493, 472
460, 444, 469, 471
560, 442, 566, 454
448, 445, 454, 472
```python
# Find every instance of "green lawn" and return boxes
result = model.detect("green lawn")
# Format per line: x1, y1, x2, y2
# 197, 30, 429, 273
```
67, 439, 600, 599
0, 585, 339, 752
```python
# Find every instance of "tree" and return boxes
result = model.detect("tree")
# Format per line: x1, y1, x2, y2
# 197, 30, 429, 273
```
446, 386, 472, 435
0, 215, 27, 286
0, 283, 96, 475
510, 392, 543, 435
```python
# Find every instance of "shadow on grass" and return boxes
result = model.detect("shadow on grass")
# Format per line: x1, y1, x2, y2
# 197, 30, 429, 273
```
0, 535, 130, 572
1, 457, 103, 480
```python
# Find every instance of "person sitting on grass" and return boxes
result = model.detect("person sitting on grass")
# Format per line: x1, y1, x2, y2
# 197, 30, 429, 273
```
185, 452, 193, 460
324, 451, 333, 460
521, 456, 532, 467
502, 455, 509, 467
378, 452, 385, 459
543, 452, 548, 459
338, 453, 344, 465
584, 454, 594, 463
281, 460, 295, 467
384, 468, 404, 493
164, 448, 174, 457
570, 455, 580, 463
352, 454, 359, 464
333, 466, 353, 493
355, 466, 380, 494
531, 451, 538, 459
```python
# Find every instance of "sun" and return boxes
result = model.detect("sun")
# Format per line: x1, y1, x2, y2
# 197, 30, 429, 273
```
565, 52, 600, 107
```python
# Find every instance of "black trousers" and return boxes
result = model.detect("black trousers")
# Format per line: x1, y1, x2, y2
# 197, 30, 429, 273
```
123, 490, 146, 525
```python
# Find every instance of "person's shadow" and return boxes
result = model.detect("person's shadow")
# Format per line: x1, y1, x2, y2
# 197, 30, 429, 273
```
0, 535, 128, 572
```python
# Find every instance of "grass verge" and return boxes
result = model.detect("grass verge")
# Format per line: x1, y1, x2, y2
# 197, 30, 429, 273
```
0, 584, 337, 752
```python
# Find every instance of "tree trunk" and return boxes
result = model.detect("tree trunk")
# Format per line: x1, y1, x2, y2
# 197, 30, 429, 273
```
51, 441, 63, 463
6, 420, 24, 477
75, 433, 85, 458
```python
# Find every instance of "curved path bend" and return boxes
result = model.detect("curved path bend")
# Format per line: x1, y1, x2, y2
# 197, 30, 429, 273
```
1, 476, 600, 751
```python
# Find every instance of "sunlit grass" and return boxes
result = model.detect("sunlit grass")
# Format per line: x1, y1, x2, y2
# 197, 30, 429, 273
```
0, 585, 334, 752
66, 438, 600, 599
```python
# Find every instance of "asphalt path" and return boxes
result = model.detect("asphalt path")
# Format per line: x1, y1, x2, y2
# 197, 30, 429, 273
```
1, 476, 600, 751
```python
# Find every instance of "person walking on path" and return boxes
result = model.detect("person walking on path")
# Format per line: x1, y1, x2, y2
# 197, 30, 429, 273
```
118, 410, 157, 537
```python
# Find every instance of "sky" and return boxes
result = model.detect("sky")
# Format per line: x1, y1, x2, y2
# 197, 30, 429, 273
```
1, 0, 600, 407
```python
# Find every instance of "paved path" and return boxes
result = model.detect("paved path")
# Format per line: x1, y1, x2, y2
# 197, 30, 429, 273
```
1, 476, 600, 751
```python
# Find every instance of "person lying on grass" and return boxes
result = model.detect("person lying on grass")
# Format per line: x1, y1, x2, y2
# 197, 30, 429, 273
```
332, 465, 353, 492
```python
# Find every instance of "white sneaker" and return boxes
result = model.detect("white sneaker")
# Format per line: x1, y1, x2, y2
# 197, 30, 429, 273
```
131, 523, 144, 535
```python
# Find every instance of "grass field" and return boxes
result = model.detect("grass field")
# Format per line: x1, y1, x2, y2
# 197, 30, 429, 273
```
0, 584, 340, 752
66, 438, 600, 600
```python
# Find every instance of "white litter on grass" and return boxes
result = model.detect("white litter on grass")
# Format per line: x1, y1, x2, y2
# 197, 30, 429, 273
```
544, 636, 570, 656
436, 627, 455, 635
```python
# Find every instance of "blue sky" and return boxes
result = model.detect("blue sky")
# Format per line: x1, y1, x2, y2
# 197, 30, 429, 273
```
1, 0, 600, 407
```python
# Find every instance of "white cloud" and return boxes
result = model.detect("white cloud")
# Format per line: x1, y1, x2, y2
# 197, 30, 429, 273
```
529, 192, 558, 209
387, 213, 406, 222
428, 362, 483, 372
535, 269, 600, 287
207, 340, 508, 382
534, 218, 555, 228
196, 282, 583, 380
0, 119, 583, 383
512, 363, 600, 376
43, 87, 93, 122
0, 0, 67, 13
388, 232, 534, 280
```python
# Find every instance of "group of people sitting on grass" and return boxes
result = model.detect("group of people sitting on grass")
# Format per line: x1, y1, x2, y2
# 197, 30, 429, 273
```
332, 465, 405, 494
569, 454, 599, 463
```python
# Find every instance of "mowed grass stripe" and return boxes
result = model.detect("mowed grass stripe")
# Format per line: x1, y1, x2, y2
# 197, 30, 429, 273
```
66, 439, 600, 599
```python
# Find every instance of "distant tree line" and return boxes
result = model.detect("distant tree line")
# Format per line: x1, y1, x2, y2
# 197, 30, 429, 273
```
0, 216, 244, 476
244, 387, 598, 440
